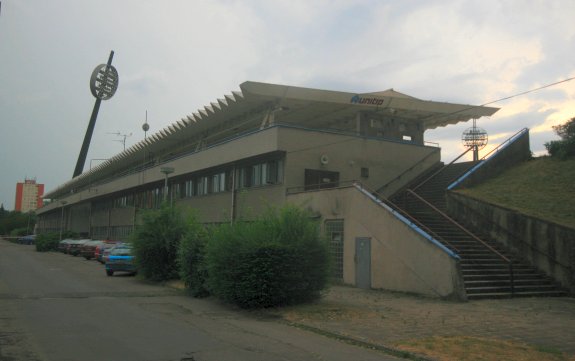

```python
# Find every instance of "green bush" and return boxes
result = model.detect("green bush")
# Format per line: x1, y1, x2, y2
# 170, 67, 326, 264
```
10, 227, 29, 237
35, 232, 60, 252
205, 206, 330, 309
130, 204, 187, 281
177, 214, 209, 297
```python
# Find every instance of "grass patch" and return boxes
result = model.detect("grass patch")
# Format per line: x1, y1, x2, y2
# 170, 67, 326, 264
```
456, 157, 575, 229
394, 336, 574, 361
278, 302, 379, 322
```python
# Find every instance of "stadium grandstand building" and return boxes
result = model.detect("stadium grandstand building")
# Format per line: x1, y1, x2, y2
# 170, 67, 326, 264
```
37, 81, 499, 299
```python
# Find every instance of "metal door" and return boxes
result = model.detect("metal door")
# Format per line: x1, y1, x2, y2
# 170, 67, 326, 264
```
355, 237, 371, 289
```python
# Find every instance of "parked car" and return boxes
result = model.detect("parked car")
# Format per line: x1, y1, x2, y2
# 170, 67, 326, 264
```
66, 239, 90, 256
95, 241, 119, 264
105, 244, 136, 276
18, 234, 35, 245
80, 240, 104, 260
58, 239, 74, 253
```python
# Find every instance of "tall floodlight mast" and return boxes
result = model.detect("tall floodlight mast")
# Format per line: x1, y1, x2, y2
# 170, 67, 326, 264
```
73, 51, 119, 178
462, 119, 488, 161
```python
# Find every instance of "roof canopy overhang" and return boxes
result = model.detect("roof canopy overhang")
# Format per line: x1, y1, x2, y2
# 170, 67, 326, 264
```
44, 81, 499, 199
240, 81, 499, 131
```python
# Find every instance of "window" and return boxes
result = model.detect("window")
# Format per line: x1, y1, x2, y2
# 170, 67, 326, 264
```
171, 183, 181, 200
239, 159, 283, 189
211, 172, 226, 193
325, 220, 344, 280
361, 167, 369, 178
196, 176, 208, 196
304, 169, 339, 190
184, 180, 194, 198
252, 164, 263, 186
239, 166, 252, 188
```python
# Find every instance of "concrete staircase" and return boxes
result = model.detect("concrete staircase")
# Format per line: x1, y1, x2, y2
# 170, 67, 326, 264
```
391, 162, 567, 300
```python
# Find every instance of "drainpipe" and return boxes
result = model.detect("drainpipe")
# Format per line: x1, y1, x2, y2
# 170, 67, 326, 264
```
230, 165, 236, 224
107, 208, 111, 239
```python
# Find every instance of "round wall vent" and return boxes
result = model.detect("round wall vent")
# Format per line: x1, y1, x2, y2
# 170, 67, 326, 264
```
320, 154, 329, 165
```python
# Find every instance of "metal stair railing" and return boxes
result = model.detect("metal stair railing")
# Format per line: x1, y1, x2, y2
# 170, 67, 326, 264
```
412, 147, 473, 192
480, 128, 529, 161
448, 128, 529, 191
358, 183, 462, 256
406, 189, 515, 296
378, 150, 441, 194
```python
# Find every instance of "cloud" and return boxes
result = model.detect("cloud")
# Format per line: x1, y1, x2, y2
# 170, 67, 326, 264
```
1, 0, 575, 209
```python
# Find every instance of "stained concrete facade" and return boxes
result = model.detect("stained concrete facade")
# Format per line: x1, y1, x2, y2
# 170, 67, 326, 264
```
36, 81, 498, 297
288, 185, 466, 299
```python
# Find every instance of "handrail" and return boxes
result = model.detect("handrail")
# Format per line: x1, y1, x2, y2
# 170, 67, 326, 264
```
361, 183, 462, 255
286, 180, 358, 195
480, 128, 529, 161
412, 147, 473, 192
378, 149, 441, 193
286, 180, 462, 255
447, 128, 529, 191
406, 189, 515, 296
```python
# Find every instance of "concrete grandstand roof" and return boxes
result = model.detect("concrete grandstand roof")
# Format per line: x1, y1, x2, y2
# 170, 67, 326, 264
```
239, 81, 499, 131
44, 81, 498, 199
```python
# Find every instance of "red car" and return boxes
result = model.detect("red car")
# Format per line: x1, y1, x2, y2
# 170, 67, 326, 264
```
80, 240, 105, 260
95, 240, 119, 264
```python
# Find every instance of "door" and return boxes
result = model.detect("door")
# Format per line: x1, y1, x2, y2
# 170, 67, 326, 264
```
355, 237, 371, 289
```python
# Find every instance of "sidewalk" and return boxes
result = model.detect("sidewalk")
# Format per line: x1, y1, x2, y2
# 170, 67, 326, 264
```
269, 285, 575, 357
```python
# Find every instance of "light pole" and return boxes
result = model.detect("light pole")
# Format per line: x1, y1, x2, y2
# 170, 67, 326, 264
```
142, 112, 150, 185
59, 200, 68, 240
160, 167, 175, 204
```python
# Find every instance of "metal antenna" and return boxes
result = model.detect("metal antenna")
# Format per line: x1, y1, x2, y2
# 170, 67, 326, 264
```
107, 131, 132, 151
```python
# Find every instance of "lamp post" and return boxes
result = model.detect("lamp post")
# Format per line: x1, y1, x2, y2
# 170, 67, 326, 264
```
160, 167, 175, 204
59, 200, 68, 240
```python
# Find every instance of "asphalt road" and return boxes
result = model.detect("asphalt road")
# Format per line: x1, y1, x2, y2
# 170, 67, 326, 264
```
0, 240, 398, 361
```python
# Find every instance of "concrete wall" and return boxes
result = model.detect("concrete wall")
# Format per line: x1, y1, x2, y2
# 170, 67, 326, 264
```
68, 203, 91, 235
174, 185, 286, 223
450, 129, 530, 190
288, 186, 465, 299
279, 127, 440, 193
38, 128, 283, 215
447, 192, 575, 293
38, 126, 440, 240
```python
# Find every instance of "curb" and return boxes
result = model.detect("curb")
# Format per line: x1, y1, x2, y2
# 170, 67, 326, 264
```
163, 281, 434, 360
278, 320, 435, 361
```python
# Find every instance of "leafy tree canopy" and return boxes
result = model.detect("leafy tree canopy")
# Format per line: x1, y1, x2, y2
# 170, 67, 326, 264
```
545, 117, 575, 159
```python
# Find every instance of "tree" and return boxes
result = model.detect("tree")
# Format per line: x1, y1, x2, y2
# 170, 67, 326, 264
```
130, 204, 188, 281
545, 117, 575, 159
0, 210, 35, 236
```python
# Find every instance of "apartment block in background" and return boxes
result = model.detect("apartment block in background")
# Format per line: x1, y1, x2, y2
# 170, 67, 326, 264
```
15, 179, 44, 212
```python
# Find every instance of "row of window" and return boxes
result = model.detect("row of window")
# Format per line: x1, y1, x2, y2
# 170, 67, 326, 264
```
103, 159, 284, 209
176, 160, 283, 199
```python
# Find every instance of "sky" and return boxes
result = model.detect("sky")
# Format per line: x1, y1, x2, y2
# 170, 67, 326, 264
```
1, 0, 574, 210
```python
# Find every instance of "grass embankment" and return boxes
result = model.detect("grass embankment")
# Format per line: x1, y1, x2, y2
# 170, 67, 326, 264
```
278, 303, 574, 361
456, 157, 575, 229
394, 336, 574, 361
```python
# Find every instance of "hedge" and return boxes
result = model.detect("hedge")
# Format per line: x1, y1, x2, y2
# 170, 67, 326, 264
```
177, 214, 209, 297
205, 206, 330, 308
35, 232, 60, 252
130, 204, 187, 281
